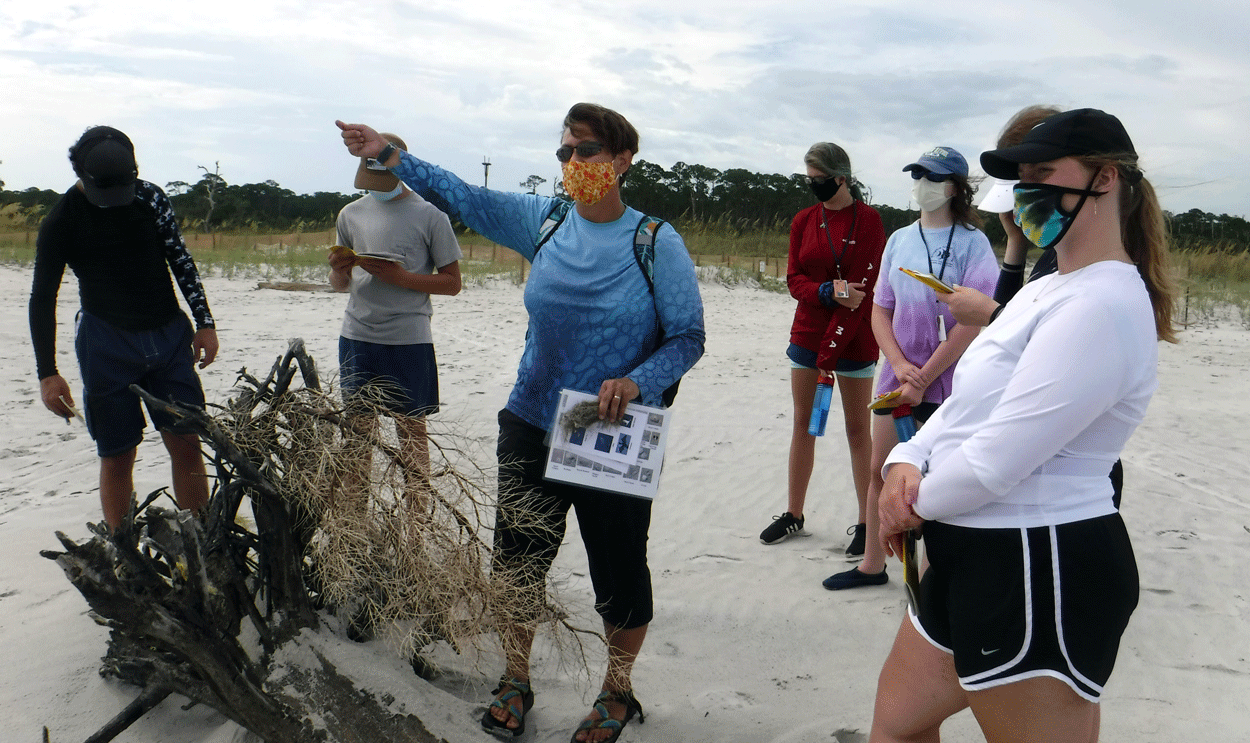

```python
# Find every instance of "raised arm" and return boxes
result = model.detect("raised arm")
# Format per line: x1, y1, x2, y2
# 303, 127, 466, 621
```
336, 120, 548, 256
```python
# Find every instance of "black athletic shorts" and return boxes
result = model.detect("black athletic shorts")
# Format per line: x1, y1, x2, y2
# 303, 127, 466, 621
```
912, 514, 1139, 701
493, 408, 653, 630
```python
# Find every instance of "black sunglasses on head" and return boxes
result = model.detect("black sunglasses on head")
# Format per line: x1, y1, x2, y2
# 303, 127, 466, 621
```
556, 141, 605, 162
910, 169, 949, 182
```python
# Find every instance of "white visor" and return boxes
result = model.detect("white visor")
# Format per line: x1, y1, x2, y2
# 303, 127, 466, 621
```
978, 178, 1017, 213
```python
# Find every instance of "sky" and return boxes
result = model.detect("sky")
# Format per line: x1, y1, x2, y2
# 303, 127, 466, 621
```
3, 0, 1248, 216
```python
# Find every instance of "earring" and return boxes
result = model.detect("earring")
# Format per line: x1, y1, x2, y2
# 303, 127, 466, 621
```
1093, 198, 1098, 216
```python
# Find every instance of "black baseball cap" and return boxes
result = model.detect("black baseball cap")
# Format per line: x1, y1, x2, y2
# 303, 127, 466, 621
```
980, 108, 1136, 180
71, 126, 138, 207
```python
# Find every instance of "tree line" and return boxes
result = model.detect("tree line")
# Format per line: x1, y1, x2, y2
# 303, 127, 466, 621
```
0, 176, 355, 233
3, 163, 1248, 251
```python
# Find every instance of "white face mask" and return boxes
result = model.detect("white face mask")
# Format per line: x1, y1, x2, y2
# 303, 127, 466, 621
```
912, 179, 952, 213
369, 183, 404, 201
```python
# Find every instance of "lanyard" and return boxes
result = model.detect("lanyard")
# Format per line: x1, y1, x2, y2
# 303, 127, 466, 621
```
917, 222, 956, 344
820, 202, 859, 280
916, 222, 955, 282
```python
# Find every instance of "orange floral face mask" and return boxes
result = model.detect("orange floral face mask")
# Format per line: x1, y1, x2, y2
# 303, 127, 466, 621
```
561, 160, 617, 205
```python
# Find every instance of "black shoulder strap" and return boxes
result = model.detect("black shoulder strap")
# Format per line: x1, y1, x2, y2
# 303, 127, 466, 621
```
534, 199, 573, 253
631, 214, 681, 405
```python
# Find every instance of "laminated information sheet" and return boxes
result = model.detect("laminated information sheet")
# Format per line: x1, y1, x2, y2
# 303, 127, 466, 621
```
544, 389, 672, 500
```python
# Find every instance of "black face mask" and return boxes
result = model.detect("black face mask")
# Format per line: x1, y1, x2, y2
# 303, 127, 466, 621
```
809, 176, 842, 202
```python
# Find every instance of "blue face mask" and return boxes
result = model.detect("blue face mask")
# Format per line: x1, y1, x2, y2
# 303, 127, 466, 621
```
369, 183, 404, 201
1012, 174, 1105, 249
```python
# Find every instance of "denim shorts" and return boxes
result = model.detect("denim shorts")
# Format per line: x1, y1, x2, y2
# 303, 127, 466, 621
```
75, 311, 205, 457
786, 343, 876, 378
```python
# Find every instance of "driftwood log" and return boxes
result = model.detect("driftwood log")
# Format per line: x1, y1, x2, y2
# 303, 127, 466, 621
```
40, 339, 499, 743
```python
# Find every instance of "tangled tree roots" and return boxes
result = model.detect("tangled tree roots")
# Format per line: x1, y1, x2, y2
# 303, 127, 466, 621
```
41, 339, 577, 742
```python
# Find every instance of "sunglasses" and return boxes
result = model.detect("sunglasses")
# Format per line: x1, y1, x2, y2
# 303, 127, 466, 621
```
364, 158, 389, 171
910, 169, 950, 183
804, 174, 835, 186
556, 141, 605, 162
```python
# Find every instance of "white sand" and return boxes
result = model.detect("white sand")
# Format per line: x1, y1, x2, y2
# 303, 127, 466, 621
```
2, 264, 1247, 742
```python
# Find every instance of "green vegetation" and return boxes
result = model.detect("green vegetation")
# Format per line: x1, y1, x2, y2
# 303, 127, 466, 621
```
3, 159, 1249, 323
1173, 242, 1250, 328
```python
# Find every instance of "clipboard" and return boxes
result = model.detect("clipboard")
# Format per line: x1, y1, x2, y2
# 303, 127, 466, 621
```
899, 267, 954, 294
59, 395, 85, 425
867, 390, 902, 410
331, 245, 403, 265
354, 252, 404, 263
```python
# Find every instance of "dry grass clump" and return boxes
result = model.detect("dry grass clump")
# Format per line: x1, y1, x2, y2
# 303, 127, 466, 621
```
216, 370, 576, 671
1172, 242, 1250, 329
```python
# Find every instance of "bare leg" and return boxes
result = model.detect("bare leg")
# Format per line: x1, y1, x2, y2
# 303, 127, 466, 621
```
786, 367, 820, 518
603, 621, 647, 693
857, 413, 898, 575
870, 617, 967, 743
488, 621, 536, 730
574, 622, 649, 743
161, 431, 208, 515
396, 415, 431, 520
967, 676, 1098, 743
336, 413, 376, 516
99, 447, 138, 529
836, 375, 875, 523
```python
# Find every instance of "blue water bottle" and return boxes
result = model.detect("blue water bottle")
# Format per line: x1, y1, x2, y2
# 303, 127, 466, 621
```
808, 375, 834, 436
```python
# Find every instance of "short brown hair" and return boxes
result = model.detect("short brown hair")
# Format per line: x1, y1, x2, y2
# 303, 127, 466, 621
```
563, 103, 640, 157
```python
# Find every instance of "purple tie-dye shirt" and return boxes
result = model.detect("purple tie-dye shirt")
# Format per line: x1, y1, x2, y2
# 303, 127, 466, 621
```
873, 221, 998, 404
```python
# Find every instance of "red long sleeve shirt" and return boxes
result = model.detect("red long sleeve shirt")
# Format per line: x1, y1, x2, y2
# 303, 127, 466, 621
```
787, 200, 886, 369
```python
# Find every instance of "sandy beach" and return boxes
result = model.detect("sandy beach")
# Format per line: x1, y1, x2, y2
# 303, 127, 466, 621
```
1, 263, 1247, 743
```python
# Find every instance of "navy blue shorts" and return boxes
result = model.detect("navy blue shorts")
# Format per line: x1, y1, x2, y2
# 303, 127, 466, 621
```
339, 337, 439, 417
913, 515, 1139, 701
75, 312, 205, 458
494, 408, 653, 630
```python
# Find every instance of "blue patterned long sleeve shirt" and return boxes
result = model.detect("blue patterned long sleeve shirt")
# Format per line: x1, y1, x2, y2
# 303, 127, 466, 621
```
393, 153, 705, 430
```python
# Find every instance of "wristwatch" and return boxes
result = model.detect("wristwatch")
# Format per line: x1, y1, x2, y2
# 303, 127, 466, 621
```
376, 142, 398, 166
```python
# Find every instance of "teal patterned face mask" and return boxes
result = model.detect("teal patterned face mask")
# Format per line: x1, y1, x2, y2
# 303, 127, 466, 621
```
1012, 175, 1105, 249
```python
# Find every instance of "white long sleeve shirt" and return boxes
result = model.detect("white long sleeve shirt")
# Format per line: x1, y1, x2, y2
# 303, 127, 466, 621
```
883, 260, 1158, 529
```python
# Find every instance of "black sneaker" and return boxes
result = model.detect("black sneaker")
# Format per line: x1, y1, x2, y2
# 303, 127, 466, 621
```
845, 523, 866, 557
760, 512, 808, 544
822, 567, 888, 590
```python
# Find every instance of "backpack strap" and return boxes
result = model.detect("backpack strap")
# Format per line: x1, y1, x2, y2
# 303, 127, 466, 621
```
632, 215, 681, 406
632, 215, 666, 293
534, 199, 573, 253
